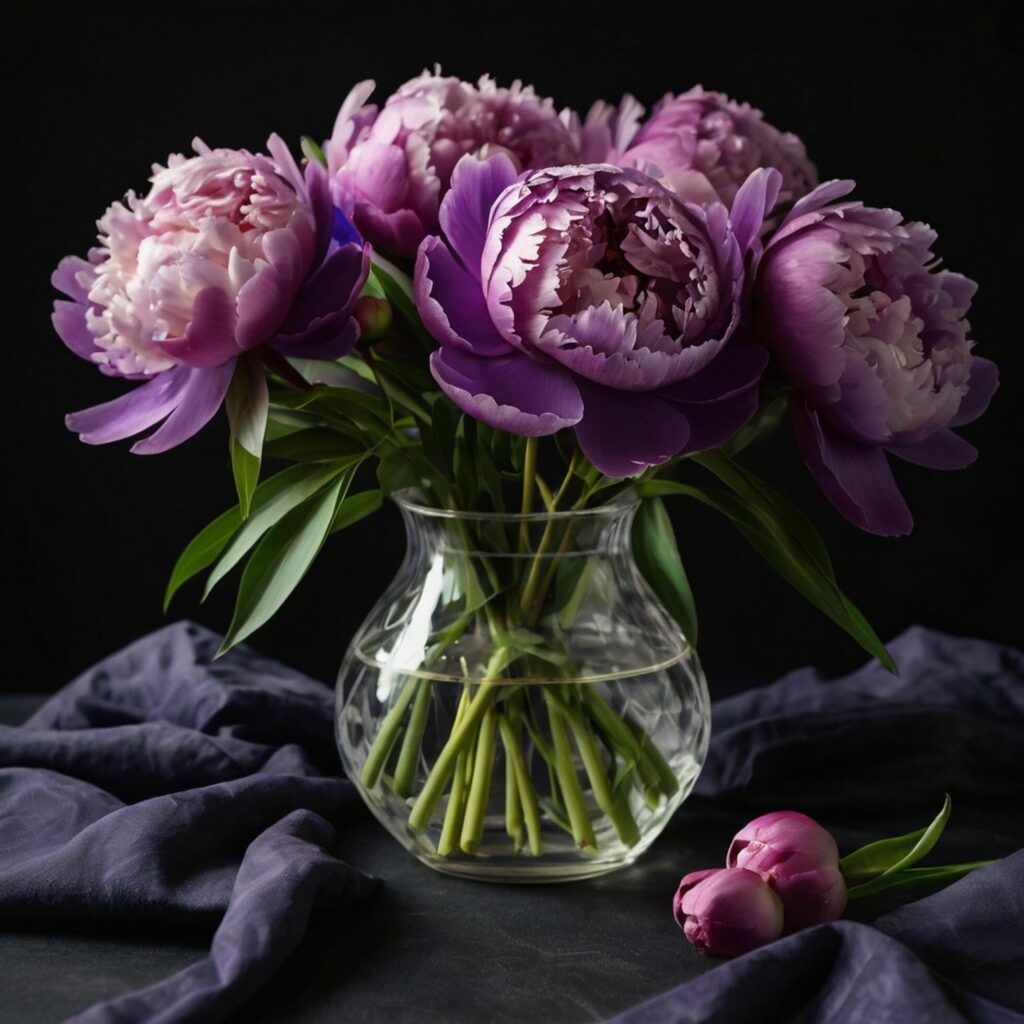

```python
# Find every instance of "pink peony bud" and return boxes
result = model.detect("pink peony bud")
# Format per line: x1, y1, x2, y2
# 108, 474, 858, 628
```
673, 867, 784, 958
727, 811, 848, 931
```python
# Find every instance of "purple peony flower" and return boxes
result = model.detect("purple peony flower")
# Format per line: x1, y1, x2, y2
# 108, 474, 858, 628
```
727, 811, 847, 932
53, 137, 369, 453
756, 181, 999, 535
673, 867, 785, 957
326, 70, 578, 258
572, 86, 817, 209
414, 154, 779, 477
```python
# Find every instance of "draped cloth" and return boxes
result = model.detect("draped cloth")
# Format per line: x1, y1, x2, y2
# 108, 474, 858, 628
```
1, 623, 1021, 1023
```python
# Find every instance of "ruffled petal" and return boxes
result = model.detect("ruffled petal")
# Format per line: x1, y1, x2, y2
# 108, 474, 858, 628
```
415, 237, 508, 356
574, 383, 691, 478
65, 367, 191, 445
159, 287, 240, 368
51, 256, 95, 305
792, 399, 913, 536
130, 362, 235, 455
886, 428, 977, 470
430, 347, 582, 436
439, 153, 519, 277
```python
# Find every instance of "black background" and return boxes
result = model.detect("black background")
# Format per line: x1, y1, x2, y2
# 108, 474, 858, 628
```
5, 0, 1019, 693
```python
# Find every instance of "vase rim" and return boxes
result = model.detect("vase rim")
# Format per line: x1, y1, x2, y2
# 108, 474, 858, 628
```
391, 487, 640, 523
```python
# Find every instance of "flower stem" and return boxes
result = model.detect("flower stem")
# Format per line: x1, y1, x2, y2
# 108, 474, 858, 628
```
499, 713, 543, 855
392, 678, 432, 798
461, 705, 499, 853
437, 687, 472, 857
564, 692, 640, 847
504, 728, 523, 852
408, 649, 507, 833
545, 689, 597, 850
360, 677, 419, 788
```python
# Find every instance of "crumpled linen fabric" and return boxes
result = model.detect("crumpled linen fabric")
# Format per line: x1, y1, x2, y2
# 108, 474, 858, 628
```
0, 622, 378, 1022
608, 628, 1024, 1024
1, 622, 1021, 1023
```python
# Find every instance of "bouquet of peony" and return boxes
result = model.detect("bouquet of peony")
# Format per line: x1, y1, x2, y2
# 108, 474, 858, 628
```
53, 72, 998, 877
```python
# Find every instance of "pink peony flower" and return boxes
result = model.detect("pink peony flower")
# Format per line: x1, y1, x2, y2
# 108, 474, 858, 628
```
573, 86, 817, 209
727, 811, 848, 932
53, 137, 369, 453
326, 70, 578, 257
756, 181, 999, 535
673, 867, 785, 957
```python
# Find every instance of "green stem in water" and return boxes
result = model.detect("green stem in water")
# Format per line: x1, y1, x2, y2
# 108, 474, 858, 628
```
360, 677, 419, 788
545, 689, 597, 851
408, 648, 508, 833
499, 713, 544, 856
461, 706, 499, 853
563, 690, 640, 848
392, 678, 432, 798
437, 687, 472, 857
504, 729, 523, 852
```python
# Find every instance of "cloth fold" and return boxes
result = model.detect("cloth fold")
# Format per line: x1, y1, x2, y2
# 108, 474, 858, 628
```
1, 621, 1022, 1023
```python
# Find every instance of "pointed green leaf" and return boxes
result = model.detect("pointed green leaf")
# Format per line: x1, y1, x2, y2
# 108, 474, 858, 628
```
263, 428, 367, 464
636, 476, 893, 671
204, 463, 348, 598
330, 489, 383, 534
632, 496, 699, 645
843, 795, 953, 896
230, 440, 260, 519
164, 465, 318, 612
218, 470, 354, 654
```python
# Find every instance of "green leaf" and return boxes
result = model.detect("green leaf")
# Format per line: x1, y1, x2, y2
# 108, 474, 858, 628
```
165, 507, 241, 612
225, 355, 269, 517
263, 428, 367, 464
843, 795, 952, 894
637, 475, 894, 672
377, 447, 443, 498
632, 496, 699, 645
300, 135, 327, 168
230, 441, 261, 519
204, 463, 349, 599
218, 471, 352, 655
330, 489, 383, 534
164, 465, 305, 611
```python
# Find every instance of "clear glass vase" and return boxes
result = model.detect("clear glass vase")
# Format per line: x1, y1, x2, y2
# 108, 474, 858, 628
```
335, 490, 710, 882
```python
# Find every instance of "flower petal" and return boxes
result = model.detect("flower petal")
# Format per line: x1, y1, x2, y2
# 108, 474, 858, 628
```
430, 347, 582, 436
660, 342, 767, 404
51, 256, 95, 304
439, 153, 520, 277
730, 168, 782, 254
415, 237, 508, 356
278, 243, 368, 337
52, 300, 99, 362
574, 383, 691, 478
130, 363, 235, 455
792, 399, 913, 536
949, 357, 999, 428
65, 367, 191, 445
159, 287, 240, 368
886, 428, 977, 470
235, 229, 308, 350
679, 384, 761, 453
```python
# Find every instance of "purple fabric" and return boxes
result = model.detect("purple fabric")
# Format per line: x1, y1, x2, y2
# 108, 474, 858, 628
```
610, 627, 1024, 1023
1, 624, 1021, 1023
0, 622, 377, 1023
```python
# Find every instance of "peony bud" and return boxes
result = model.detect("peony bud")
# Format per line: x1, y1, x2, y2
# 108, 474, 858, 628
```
727, 811, 847, 931
353, 296, 393, 343
673, 867, 784, 958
